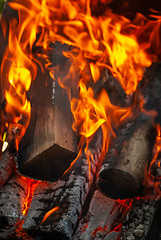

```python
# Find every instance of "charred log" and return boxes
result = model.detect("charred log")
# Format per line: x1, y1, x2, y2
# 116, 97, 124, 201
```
0, 150, 14, 188
0, 171, 29, 239
97, 114, 155, 199
74, 190, 121, 240
22, 148, 100, 240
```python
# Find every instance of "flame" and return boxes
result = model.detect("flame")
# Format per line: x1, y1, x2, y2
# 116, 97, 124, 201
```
21, 176, 39, 216
71, 81, 134, 159
148, 124, 161, 182
1, 0, 161, 171
40, 206, 59, 225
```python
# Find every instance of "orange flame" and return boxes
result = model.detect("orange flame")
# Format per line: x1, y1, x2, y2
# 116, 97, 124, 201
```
71, 81, 134, 160
148, 124, 161, 182
1, 0, 161, 170
40, 206, 59, 225
21, 176, 39, 216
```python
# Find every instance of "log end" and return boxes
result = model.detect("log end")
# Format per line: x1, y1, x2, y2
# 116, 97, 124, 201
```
18, 144, 77, 182
97, 168, 140, 199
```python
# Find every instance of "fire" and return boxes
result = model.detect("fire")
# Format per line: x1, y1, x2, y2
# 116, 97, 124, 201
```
40, 206, 59, 225
149, 124, 161, 182
1, 0, 161, 177
71, 81, 134, 159
21, 176, 39, 216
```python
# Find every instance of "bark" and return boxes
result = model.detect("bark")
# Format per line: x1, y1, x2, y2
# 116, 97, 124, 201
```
97, 114, 155, 199
0, 172, 29, 239
22, 147, 100, 240
0, 150, 14, 188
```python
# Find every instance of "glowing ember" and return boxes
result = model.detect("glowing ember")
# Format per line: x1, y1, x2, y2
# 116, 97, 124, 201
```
21, 176, 39, 216
40, 206, 59, 225
149, 124, 161, 182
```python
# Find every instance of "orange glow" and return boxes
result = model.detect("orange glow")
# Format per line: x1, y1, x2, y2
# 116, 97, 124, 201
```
1, 0, 161, 173
40, 206, 59, 225
21, 176, 39, 216
148, 124, 161, 182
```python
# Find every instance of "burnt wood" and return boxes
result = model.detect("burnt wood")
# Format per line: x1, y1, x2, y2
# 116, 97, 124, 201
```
0, 1, 77, 182
74, 190, 121, 240
97, 114, 155, 199
0, 150, 14, 188
0, 171, 28, 239
22, 147, 100, 240
17, 53, 77, 181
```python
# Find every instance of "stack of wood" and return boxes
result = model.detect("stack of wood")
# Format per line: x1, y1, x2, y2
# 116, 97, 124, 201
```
1, 1, 161, 240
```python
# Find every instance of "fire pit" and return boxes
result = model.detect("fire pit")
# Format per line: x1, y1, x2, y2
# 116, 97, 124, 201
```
0, 0, 161, 239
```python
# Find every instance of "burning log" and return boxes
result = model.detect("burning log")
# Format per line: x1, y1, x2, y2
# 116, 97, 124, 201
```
22, 147, 100, 240
0, 150, 14, 188
97, 114, 155, 199
0, 2, 78, 182
74, 190, 121, 240
17, 52, 77, 182
0, 171, 29, 239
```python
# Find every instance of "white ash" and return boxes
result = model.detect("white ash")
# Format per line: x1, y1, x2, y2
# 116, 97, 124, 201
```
121, 198, 157, 240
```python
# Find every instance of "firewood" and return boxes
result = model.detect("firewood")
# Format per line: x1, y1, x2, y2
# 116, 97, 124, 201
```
17, 49, 77, 181
0, 1, 77, 182
22, 147, 100, 240
0, 150, 14, 188
74, 190, 121, 240
91, 68, 127, 108
0, 172, 29, 239
97, 114, 155, 199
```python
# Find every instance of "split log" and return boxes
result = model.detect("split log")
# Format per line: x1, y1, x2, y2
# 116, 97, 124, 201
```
97, 114, 155, 199
0, 150, 14, 188
0, 1, 78, 181
73, 190, 121, 240
0, 171, 29, 239
17, 49, 77, 181
22, 146, 100, 240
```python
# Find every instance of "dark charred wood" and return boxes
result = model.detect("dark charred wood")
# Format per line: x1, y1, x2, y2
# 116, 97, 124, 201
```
0, 150, 14, 188
97, 114, 155, 199
91, 0, 161, 20
17, 54, 77, 182
0, 172, 28, 239
22, 148, 100, 240
73, 190, 121, 240
90, 68, 127, 108
139, 62, 161, 125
